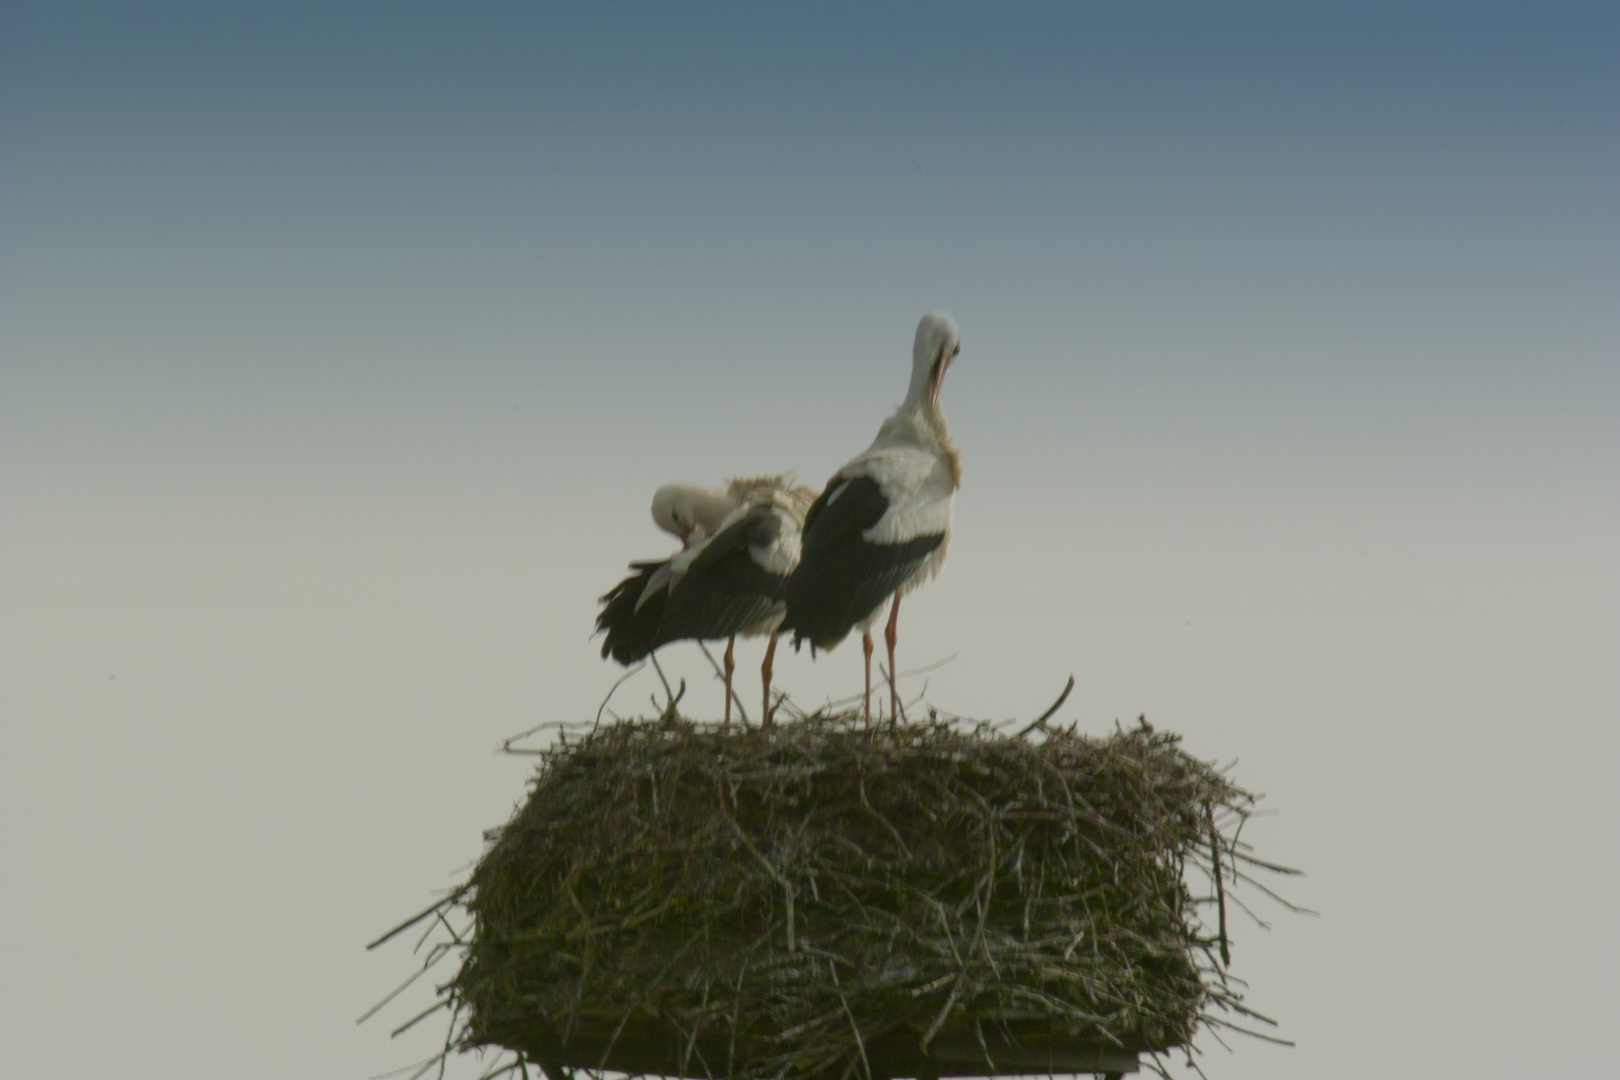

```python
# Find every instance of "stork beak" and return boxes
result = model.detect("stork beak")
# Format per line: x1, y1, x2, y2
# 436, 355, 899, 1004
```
679, 527, 694, 549
928, 348, 949, 411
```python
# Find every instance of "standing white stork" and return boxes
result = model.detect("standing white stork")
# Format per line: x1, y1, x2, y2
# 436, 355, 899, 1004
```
597, 474, 818, 725
783, 313, 962, 727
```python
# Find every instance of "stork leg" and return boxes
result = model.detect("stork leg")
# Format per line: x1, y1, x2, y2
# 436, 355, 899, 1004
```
723, 635, 736, 727
761, 631, 778, 726
861, 631, 874, 729
885, 594, 902, 723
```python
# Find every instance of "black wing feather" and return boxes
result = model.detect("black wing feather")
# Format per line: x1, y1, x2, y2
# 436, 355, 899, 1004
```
595, 560, 668, 664
782, 475, 943, 651
659, 506, 789, 642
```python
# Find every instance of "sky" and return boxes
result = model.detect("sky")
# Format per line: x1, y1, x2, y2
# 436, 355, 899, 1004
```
2, 2, 1617, 1077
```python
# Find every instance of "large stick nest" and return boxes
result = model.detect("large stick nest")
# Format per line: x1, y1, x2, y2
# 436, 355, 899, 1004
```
443, 711, 1280, 1079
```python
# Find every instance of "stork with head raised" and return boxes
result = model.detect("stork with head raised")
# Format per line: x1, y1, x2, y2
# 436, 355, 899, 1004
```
782, 312, 963, 727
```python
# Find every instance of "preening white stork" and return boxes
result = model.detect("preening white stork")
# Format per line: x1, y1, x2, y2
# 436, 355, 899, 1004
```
596, 482, 740, 666
650, 483, 739, 549
597, 474, 818, 725
783, 313, 962, 727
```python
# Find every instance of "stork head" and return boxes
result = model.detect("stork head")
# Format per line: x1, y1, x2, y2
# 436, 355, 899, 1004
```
651, 483, 735, 547
910, 311, 962, 413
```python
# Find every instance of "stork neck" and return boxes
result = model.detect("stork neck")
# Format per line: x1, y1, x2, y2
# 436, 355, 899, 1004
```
902, 362, 935, 412
874, 397, 948, 450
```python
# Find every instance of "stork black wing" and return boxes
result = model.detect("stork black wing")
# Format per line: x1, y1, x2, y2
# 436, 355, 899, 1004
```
595, 560, 669, 664
783, 476, 943, 651
658, 506, 788, 643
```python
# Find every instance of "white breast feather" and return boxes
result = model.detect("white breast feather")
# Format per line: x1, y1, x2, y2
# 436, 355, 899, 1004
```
834, 446, 955, 595
842, 446, 956, 545
750, 506, 802, 577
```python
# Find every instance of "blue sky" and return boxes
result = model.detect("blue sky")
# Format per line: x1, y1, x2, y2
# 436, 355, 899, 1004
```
3, 4, 1616, 1078
6, 3, 1614, 501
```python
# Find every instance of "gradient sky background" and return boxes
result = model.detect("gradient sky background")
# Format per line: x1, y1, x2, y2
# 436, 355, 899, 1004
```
3, 3, 1616, 1078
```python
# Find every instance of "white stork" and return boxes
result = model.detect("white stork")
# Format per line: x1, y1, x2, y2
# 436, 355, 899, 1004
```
783, 313, 962, 727
596, 481, 740, 665
597, 474, 818, 725
650, 482, 739, 549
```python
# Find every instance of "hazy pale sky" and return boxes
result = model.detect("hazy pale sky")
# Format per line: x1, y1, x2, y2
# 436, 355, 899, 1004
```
3, 3, 1616, 1078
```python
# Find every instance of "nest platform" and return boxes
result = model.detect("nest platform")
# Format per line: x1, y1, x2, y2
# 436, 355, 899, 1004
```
489, 1011, 1144, 1078
442, 711, 1272, 1080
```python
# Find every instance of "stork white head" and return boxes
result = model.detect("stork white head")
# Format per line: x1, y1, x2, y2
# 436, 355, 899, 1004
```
651, 483, 736, 547
907, 311, 962, 414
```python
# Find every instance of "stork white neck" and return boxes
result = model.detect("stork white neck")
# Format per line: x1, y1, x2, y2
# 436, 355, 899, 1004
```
899, 311, 961, 416
873, 313, 962, 479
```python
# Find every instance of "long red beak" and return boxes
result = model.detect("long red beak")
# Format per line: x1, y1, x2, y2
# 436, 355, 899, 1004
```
928, 352, 948, 411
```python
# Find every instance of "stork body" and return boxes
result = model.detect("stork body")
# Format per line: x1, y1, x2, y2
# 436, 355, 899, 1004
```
596, 482, 739, 665
597, 475, 817, 724
784, 313, 963, 726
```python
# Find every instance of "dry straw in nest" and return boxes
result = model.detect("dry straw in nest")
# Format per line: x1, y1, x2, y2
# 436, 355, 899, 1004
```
374, 706, 1296, 1080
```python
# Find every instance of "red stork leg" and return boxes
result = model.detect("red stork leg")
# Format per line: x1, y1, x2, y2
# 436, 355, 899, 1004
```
723, 635, 736, 727
885, 594, 902, 723
761, 631, 778, 726
861, 631, 874, 729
